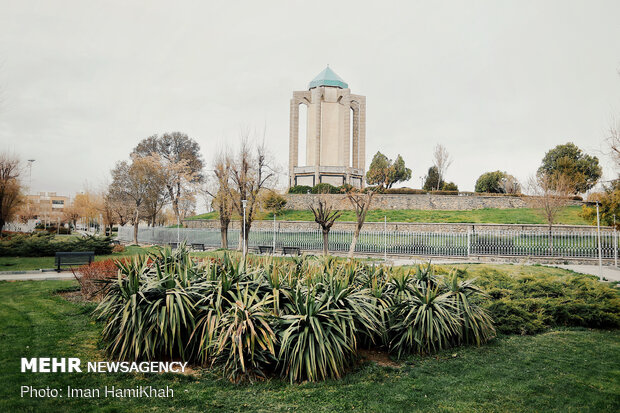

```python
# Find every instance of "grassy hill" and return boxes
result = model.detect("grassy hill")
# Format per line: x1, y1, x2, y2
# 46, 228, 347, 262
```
188, 205, 590, 226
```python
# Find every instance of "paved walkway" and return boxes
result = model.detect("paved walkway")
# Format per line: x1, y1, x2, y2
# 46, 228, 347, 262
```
549, 264, 620, 282
0, 270, 75, 281
390, 257, 620, 282
1, 261, 619, 282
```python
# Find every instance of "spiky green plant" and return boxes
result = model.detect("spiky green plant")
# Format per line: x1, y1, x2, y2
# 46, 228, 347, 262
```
325, 273, 382, 346
95, 248, 202, 361
278, 286, 357, 382
215, 286, 276, 382
389, 283, 461, 357
443, 270, 496, 346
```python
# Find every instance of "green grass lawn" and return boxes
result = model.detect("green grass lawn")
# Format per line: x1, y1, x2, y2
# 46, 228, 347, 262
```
0, 278, 618, 412
189, 206, 589, 226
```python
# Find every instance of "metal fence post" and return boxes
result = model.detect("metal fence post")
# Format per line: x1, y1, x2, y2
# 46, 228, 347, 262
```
615, 215, 618, 268
384, 216, 387, 261
273, 214, 276, 253
596, 202, 603, 279
467, 228, 471, 257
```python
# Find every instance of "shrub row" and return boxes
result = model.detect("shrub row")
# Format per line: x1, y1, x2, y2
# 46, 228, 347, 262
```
287, 186, 586, 199
0, 233, 113, 256
440, 266, 620, 335
95, 249, 494, 383
288, 183, 353, 194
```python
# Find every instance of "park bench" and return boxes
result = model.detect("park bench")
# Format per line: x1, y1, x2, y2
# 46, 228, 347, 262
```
110, 239, 120, 245
258, 245, 274, 254
168, 242, 179, 249
54, 251, 95, 272
282, 246, 301, 256
191, 243, 205, 251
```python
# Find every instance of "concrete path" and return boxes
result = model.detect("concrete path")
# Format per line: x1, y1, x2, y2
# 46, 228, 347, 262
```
0, 270, 75, 281
389, 258, 620, 282
1, 261, 618, 283
547, 264, 620, 282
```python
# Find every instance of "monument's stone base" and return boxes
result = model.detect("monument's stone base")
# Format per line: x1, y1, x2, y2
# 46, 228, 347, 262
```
292, 166, 364, 188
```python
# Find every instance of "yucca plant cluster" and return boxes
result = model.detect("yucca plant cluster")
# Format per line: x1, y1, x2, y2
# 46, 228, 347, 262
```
95, 246, 495, 382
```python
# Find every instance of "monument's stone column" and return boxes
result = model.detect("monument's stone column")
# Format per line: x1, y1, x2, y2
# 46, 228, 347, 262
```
289, 98, 299, 187
355, 95, 366, 173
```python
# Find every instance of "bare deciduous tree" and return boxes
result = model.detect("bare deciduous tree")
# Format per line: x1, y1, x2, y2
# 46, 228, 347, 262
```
62, 203, 81, 229
132, 132, 204, 223
527, 172, 575, 255
608, 117, 620, 168
308, 194, 342, 255
137, 157, 171, 227
0, 153, 23, 234
109, 156, 167, 244
346, 189, 376, 258
227, 138, 277, 252
432, 144, 452, 190
104, 189, 134, 227
203, 152, 235, 248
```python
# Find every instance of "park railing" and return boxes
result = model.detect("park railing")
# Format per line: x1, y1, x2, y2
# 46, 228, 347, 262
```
117, 226, 617, 260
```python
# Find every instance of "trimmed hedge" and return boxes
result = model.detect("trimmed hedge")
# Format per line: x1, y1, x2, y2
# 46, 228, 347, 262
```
288, 185, 312, 194
311, 183, 339, 194
289, 184, 350, 194
0, 233, 113, 256
441, 266, 620, 335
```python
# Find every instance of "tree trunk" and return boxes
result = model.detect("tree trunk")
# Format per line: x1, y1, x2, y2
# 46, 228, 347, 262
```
322, 228, 329, 255
548, 226, 553, 257
133, 208, 139, 245
220, 223, 229, 249
348, 225, 361, 258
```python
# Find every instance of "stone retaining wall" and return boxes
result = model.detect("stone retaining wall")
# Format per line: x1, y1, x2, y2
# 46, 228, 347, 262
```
183, 219, 611, 234
282, 193, 582, 211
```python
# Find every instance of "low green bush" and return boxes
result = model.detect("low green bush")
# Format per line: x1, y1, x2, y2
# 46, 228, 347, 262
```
288, 185, 312, 194
383, 187, 427, 194
441, 265, 620, 334
311, 183, 339, 194
0, 232, 113, 256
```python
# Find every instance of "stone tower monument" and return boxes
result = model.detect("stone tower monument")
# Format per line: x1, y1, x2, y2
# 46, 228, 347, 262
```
288, 66, 366, 188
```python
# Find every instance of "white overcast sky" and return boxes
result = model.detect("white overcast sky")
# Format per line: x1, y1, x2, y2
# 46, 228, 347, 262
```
1, 0, 619, 206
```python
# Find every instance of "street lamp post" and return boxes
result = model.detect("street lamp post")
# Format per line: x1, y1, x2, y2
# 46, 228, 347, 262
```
596, 201, 602, 279
27, 159, 35, 195
177, 214, 180, 245
242, 200, 247, 259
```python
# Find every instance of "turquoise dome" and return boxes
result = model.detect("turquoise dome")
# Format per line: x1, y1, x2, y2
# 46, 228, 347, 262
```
308, 66, 348, 89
